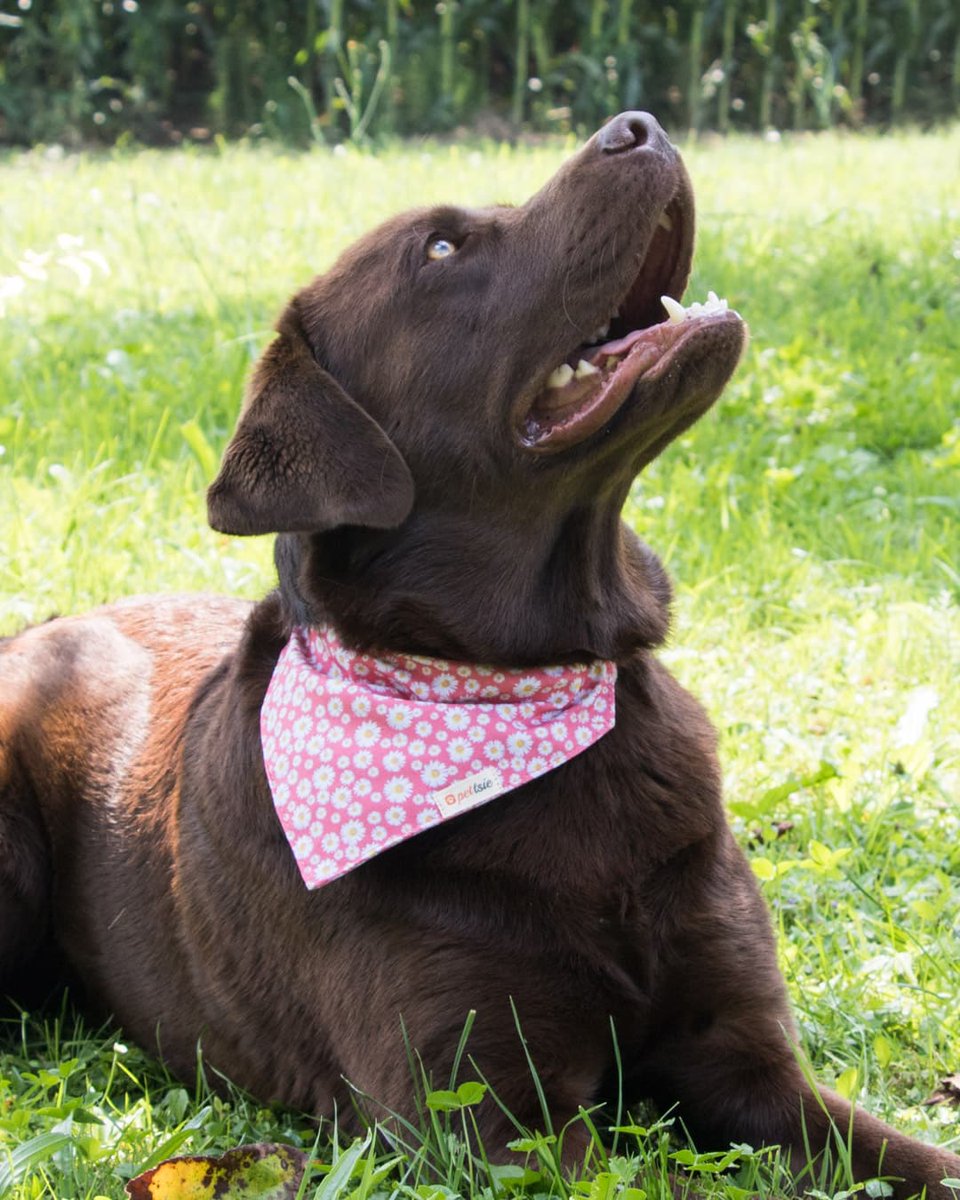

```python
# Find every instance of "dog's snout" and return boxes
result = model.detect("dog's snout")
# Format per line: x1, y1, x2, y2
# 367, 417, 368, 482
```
597, 111, 671, 156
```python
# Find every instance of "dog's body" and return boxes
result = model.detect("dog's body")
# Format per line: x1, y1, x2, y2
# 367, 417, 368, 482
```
2, 113, 957, 1194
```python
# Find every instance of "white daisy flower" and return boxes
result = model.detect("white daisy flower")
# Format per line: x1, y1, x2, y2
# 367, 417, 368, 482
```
383, 749, 406, 772
351, 696, 371, 717
354, 721, 379, 747
293, 834, 313, 857
443, 709, 470, 731
354, 779, 372, 797
341, 820, 364, 845
331, 787, 351, 809
507, 731, 533, 756
353, 750, 373, 769
385, 805, 405, 826
321, 832, 340, 852
514, 675, 540, 698
295, 778, 312, 800
432, 673, 457, 698
483, 741, 505, 761
448, 738, 471, 762
409, 739, 427, 756
385, 777, 413, 802
291, 803, 311, 829
386, 708, 412, 730
420, 762, 450, 786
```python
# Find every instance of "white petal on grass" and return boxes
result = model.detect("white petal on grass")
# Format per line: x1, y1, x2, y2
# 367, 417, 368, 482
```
892, 686, 939, 748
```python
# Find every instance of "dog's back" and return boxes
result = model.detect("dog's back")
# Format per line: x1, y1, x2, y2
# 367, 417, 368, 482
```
0, 595, 250, 1006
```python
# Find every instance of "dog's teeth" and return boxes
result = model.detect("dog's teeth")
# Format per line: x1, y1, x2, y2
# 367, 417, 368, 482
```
661, 295, 686, 325
661, 292, 729, 325
704, 290, 728, 314
547, 363, 574, 389
657, 211, 674, 231
588, 322, 610, 341
605, 355, 618, 370
575, 358, 600, 379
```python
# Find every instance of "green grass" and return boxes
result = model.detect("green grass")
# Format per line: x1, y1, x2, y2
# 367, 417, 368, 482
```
1, 129, 959, 1198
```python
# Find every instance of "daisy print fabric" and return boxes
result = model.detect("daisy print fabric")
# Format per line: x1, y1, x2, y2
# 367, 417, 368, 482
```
261, 625, 617, 888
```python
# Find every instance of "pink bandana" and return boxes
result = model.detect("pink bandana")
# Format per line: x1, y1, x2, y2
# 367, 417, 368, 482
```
260, 626, 617, 887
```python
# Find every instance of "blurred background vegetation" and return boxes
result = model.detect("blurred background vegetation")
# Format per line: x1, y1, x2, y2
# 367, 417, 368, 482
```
1, 0, 958, 147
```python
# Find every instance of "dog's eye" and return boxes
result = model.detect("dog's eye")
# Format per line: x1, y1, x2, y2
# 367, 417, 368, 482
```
426, 237, 457, 261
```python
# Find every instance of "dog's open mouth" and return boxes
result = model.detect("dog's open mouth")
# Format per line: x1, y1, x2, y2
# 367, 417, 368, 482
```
519, 197, 744, 452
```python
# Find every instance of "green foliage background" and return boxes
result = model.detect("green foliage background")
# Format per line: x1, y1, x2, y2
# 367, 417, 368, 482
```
1, 0, 959, 146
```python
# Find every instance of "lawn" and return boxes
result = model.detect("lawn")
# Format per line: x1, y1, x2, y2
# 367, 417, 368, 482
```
1, 128, 958, 1198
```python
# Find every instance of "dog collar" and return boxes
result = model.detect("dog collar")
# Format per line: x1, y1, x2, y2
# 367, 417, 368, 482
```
260, 625, 617, 887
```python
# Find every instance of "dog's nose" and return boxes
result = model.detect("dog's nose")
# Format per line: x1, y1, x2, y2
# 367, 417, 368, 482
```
597, 111, 672, 155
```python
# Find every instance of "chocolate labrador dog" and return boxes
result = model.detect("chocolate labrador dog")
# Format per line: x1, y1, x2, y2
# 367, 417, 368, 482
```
1, 112, 957, 1195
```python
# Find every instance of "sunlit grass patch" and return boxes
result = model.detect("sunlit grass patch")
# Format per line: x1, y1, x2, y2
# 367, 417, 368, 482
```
1, 129, 958, 1197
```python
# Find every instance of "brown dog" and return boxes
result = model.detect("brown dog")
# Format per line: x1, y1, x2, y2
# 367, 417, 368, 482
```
1, 113, 957, 1195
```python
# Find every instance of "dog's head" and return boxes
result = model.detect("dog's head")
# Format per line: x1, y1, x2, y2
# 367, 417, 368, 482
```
208, 112, 746, 663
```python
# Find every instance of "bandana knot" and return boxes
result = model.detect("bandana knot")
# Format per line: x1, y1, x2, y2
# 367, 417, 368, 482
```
261, 626, 617, 888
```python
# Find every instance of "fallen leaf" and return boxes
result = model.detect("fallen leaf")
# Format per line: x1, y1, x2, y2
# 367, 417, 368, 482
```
125, 1142, 307, 1200
922, 1073, 960, 1107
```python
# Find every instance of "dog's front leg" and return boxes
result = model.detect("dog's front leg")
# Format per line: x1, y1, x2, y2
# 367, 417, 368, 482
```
635, 831, 960, 1198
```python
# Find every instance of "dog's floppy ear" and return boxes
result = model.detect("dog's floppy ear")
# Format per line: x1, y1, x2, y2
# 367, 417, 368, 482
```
207, 301, 414, 536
